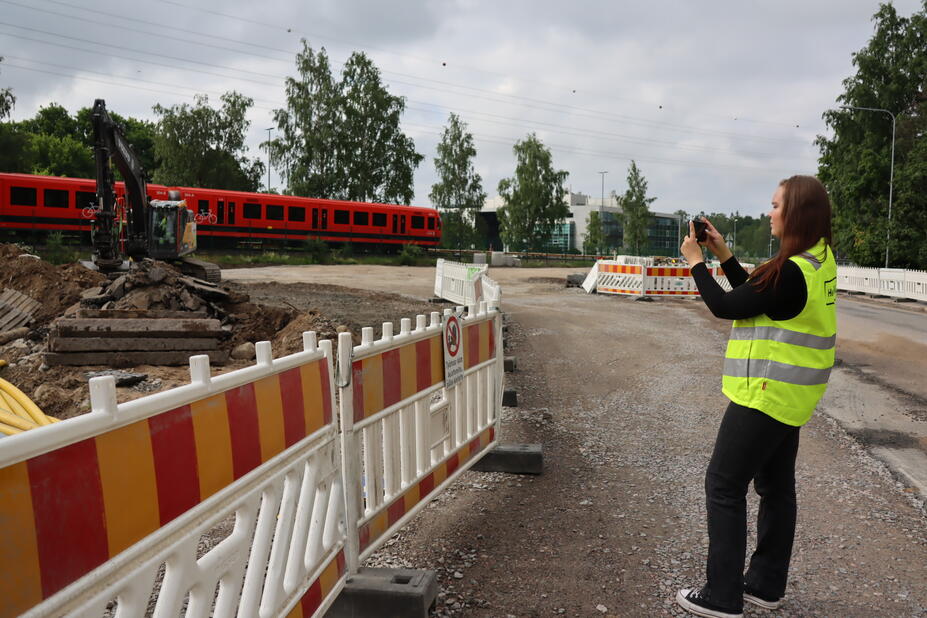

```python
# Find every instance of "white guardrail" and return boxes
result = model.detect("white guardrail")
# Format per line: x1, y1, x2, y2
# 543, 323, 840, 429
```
434, 258, 501, 305
837, 266, 927, 302
0, 302, 505, 617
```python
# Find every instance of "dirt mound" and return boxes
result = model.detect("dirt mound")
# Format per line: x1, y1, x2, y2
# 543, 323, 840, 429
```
272, 310, 348, 356
0, 244, 106, 326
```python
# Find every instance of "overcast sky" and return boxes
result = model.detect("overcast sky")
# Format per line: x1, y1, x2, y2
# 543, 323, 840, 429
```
0, 0, 919, 219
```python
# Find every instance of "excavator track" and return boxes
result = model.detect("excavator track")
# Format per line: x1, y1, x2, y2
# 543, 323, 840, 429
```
179, 258, 221, 284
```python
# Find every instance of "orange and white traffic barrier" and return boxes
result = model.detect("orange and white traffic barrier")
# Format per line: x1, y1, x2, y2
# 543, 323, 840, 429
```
338, 302, 503, 572
0, 334, 347, 618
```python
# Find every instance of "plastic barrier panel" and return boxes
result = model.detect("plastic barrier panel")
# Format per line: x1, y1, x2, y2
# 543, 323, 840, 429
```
643, 266, 700, 296
481, 274, 501, 303
596, 262, 643, 295
0, 334, 346, 618
434, 259, 489, 305
338, 303, 503, 570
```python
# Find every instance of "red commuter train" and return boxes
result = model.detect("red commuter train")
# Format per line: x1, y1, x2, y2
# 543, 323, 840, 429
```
0, 173, 442, 250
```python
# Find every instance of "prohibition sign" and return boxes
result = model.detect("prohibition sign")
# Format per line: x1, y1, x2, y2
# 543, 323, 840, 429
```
445, 315, 461, 357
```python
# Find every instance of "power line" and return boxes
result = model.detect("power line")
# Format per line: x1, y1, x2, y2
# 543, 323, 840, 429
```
4, 0, 809, 146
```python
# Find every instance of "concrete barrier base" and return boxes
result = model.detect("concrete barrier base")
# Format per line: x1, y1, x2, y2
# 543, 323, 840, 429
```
502, 389, 518, 406
472, 443, 543, 475
326, 568, 438, 618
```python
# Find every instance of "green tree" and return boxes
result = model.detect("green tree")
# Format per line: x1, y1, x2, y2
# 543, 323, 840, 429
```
76, 106, 159, 178
496, 133, 569, 251
430, 113, 486, 249
270, 42, 423, 203
153, 92, 263, 191
336, 52, 422, 203
0, 57, 15, 121
29, 133, 94, 178
583, 210, 606, 255
618, 160, 655, 255
817, 3, 927, 268
268, 42, 342, 198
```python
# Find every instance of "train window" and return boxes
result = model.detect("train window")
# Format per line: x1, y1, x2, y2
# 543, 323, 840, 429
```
288, 206, 305, 222
373, 212, 387, 227
198, 200, 210, 215
354, 211, 369, 226
77, 191, 96, 210
44, 189, 70, 208
267, 204, 284, 221
334, 210, 349, 225
411, 215, 425, 229
10, 186, 37, 206
243, 202, 262, 219
427, 217, 435, 230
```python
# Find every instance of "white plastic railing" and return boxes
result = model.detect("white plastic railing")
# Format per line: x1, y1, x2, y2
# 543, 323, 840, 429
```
0, 334, 347, 618
337, 303, 503, 570
836, 266, 927, 302
434, 259, 489, 305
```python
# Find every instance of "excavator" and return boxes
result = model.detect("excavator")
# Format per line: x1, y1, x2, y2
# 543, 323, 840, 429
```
88, 98, 220, 283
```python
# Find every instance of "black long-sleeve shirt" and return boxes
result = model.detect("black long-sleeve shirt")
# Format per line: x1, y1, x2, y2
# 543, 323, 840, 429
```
690, 256, 806, 321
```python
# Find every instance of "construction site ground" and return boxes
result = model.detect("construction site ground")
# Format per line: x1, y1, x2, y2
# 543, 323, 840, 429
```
2, 255, 926, 616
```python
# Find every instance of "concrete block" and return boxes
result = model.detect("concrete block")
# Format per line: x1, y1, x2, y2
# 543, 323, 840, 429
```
472, 443, 543, 475
504, 356, 516, 372
326, 568, 437, 618
502, 389, 517, 407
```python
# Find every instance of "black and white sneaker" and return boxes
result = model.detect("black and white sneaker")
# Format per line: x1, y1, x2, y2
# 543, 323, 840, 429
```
675, 587, 743, 618
743, 587, 783, 610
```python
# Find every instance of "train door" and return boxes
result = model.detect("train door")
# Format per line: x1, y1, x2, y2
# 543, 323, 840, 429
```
401, 215, 406, 235
321, 209, 328, 230
312, 208, 318, 230
217, 200, 225, 224
228, 202, 236, 225
392, 214, 398, 234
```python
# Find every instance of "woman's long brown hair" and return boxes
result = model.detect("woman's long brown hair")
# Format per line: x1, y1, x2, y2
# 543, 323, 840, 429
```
750, 175, 833, 292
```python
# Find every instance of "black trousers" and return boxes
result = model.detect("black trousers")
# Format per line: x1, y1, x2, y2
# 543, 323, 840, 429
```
704, 401, 800, 611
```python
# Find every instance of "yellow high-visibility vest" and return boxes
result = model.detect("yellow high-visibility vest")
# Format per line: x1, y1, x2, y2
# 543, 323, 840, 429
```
722, 239, 837, 426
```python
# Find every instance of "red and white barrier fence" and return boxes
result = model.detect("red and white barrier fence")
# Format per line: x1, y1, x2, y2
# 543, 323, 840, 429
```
1, 304, 505, 617
590, 260, 751, 297
338, 302, 503, 570
0, 334, 347, 618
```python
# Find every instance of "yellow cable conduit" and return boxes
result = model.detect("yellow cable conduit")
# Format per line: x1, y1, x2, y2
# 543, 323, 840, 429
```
0, 377, 58, 436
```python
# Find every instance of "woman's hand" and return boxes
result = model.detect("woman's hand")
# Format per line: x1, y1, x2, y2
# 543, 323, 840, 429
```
680, 220, 705, 267
702, 218, 733, 262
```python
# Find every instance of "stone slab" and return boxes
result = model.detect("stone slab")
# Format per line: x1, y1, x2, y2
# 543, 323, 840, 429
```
53, 317, 222, 338
471, 443, 544, 475
48, 336, 219, 352
504, 356, 516, 372
326, 568, 437, 618
44, 349, 229, 367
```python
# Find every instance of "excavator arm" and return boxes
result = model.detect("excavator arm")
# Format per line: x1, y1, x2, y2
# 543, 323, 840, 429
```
91, 99, 150, 265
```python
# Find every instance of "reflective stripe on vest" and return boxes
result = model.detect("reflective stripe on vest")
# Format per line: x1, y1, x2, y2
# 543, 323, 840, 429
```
721, 238, 837, 426
723, 358, 832, 386
728, 326, 836, 350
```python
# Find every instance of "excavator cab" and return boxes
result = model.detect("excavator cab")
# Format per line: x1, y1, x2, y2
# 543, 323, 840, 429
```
148, 200, 196, 260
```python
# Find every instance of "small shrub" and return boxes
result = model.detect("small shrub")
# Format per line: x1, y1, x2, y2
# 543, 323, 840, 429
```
399, 243, 423, 266
304, 237, 331, 264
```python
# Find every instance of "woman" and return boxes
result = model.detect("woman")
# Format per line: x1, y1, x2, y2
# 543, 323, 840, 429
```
675, 175, 838, 618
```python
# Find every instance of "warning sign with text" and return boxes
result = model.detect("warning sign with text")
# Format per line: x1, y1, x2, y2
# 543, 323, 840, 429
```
443, 312, 465, 388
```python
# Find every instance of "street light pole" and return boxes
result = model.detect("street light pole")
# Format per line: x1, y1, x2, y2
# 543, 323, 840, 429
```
841, 105, 896, 268
598, 170, 607, 254
265, 127, 274, 193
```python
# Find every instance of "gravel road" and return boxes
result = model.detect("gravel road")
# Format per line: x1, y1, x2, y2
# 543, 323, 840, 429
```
226, 266, 927, 617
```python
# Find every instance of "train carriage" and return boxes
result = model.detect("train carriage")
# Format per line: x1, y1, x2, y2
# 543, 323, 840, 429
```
0, 173, 170, 243
0, 173, 441, 250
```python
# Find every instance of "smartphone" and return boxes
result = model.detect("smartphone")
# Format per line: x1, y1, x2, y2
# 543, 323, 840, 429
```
690, 218, 708, 243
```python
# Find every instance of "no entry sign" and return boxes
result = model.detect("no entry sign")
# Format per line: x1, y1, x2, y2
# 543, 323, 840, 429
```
443, 311, 465, 388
